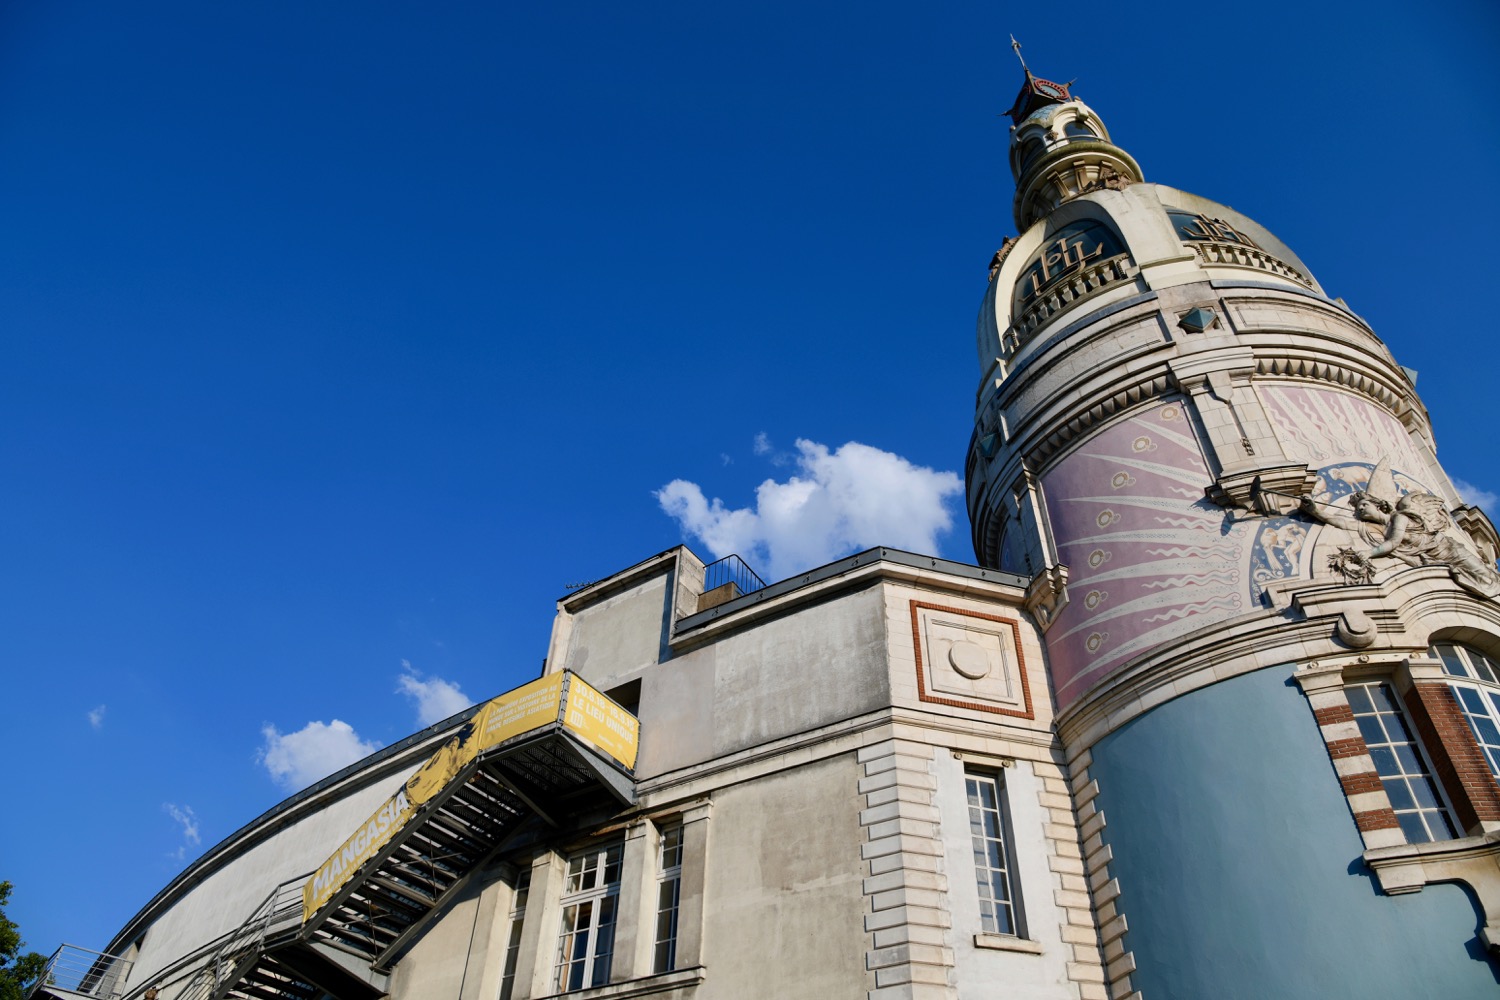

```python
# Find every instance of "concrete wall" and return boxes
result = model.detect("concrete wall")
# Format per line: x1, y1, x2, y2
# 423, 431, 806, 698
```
1088, 665, 1500, 998
561, 570, 892, 777
698, 752, 870, 999
562, 571, 673, 685
385, 857, 515, 1000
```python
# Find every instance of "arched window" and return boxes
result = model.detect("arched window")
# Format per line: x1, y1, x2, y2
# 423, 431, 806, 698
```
1062, 119, 1095, 140
1017, 137, 1045, 172
1012, 218, 1127, 312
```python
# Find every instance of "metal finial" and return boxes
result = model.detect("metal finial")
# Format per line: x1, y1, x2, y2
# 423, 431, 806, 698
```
1010, 35, 1030, 75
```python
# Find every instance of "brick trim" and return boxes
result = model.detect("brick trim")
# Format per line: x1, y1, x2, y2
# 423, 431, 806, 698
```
1354, 808, 1401, 832
908, 601, 1035, 720
1293, 682, 1404, 849
1403, 682, 1500, 832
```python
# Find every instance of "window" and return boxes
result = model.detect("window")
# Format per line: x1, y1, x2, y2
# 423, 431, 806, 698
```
652, 824, 683, 973
1346, 682, 1457, 843
498, 869, 530, 1000
965, 771, 1022, 936
554, 842, 622, 992
1432, 642, 1500, 777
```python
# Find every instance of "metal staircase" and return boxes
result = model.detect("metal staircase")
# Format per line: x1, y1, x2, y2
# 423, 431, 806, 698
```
306, 758, 528, 966
159, 710, 635, 1000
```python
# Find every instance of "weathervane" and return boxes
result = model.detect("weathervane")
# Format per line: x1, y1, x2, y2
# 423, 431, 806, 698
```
1010, 35, 1030, 75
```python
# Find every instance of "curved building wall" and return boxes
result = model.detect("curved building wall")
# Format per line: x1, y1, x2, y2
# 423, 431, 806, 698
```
114, 748, 430, 989
1087, 665, 1500, 997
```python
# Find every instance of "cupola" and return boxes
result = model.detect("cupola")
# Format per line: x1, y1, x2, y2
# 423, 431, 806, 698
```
1004, 47, 1144, 231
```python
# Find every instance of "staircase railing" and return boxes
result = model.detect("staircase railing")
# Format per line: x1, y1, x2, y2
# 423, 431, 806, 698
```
25, 945, 134, 1000
167, 874, 308, 1000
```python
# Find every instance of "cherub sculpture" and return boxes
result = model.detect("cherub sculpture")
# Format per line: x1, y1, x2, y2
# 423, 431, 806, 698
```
1299, 458, 1500, 599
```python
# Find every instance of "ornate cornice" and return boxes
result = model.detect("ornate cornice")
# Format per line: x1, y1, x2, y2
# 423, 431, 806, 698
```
1253, 354, 1405, 412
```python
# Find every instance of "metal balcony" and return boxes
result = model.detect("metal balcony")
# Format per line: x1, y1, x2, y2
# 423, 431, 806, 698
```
27, 945, 133, 1000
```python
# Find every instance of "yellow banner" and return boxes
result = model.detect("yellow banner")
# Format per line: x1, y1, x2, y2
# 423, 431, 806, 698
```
564, 675, 639, 770
476, 673, 565, 751
302, 787, 413, 922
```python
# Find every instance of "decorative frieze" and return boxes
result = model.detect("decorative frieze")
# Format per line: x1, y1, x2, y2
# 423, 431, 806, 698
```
1188, 240, 1313, 288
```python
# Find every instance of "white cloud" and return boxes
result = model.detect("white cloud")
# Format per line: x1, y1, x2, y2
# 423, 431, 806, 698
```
753, 432, 772, 456
398, 661, 472, 727
163, 803, 200, 861
1452, 477, 1499, 511
258, 720, 381, 791
163, 802, 199, 844
87, 705, 106, 730
657, 438, 965, 581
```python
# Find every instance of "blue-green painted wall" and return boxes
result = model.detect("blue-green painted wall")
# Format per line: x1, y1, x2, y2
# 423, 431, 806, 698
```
1088, 665, 1500, 998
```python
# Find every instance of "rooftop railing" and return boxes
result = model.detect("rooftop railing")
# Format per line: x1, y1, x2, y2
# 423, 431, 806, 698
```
698, 554, 768, 613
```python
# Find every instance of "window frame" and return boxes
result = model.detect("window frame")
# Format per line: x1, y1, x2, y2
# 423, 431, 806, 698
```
497, 868, 530, 1000
553, 840, 623, 993
1345, 680, 1459, 844
964, 769, 1026, 939
1432, 642, 1500, 779
651, 822, 683, 974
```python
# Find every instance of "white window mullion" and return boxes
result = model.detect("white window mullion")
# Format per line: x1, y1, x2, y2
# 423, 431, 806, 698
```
554, 842, 622, 992
652, 824, 683, 973
965, 771, 1021, 936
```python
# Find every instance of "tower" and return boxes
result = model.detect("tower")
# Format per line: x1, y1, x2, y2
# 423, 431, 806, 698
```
968, 63, 1500, 996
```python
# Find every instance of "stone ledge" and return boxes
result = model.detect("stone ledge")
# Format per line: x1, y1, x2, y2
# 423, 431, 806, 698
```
972, 933, 1044, 955
1364, 833, 1500, 950
531, 965, 707, 1000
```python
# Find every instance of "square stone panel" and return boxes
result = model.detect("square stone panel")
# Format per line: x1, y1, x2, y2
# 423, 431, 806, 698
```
909, 601, 1033, 719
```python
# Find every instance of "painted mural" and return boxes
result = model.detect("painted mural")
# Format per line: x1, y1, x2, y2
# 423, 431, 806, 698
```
1041, 401, 1249, 709
1042, 385, 1439, 711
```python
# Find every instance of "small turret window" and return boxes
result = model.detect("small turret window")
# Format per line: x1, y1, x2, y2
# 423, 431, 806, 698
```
1017, 137, 1045, 171
1062, 120, 1095, 139
1169, 210, 1259, 248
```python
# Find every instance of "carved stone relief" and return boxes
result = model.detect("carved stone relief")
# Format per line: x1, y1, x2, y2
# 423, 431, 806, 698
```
909, 601, 1034, 719
1299, 458, 1500, 599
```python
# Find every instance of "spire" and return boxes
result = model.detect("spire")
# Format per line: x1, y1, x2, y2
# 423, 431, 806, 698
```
1004, 38, 1073, 126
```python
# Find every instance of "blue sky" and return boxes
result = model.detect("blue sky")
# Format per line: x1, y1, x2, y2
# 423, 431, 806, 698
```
3, 0, 1498, 957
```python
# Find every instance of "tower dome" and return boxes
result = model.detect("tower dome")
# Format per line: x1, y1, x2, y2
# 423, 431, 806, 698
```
966, 60, 1500, 1000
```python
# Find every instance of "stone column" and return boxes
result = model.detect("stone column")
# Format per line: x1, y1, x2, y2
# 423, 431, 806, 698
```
675, 800, 714, 969
610, 818, 656, 981
514, 851, 565, 1000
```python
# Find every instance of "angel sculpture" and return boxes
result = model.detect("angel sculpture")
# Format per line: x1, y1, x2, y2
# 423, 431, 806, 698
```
1299, 458, 1500, 599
